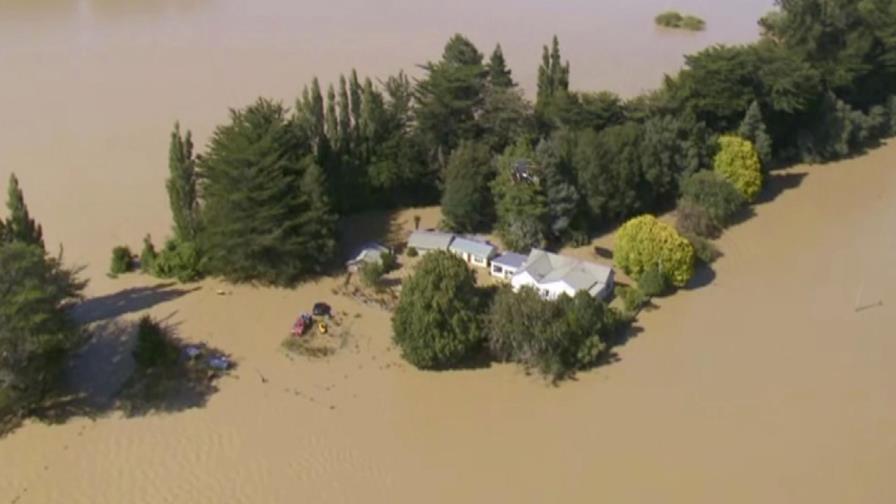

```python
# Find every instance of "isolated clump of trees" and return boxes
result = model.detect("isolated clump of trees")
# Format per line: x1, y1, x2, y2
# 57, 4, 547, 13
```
655, 11, 706, 31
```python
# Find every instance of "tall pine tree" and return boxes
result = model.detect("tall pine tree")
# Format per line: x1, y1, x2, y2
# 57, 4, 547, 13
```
166, 123, 199, 243
337, 74, 352, 150
441, 141, 493, 232
4, 174, 44, 250
415, 34, 486, 159
199, 98, 335, 285
325, 84, 339, 147
487, 44, 514, 88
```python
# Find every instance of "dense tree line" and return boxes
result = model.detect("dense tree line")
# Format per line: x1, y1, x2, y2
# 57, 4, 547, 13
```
1, 175, 85, 420
155, 0, 894, 286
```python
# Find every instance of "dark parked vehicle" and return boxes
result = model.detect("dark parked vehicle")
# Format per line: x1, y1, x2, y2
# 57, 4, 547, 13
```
312, 302, 331, 317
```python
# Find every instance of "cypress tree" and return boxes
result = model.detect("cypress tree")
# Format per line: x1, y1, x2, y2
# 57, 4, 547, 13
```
295, 159, 337, 272
488, 44, 514, 88
349, 69, 363, 142
738, 101, 774, 169
4, 174, 44, 250
166, 123, 199, 243
535, 36, 571, 128
199, 98, 332, 285
325, 83, 338, 146
441, 141, 493, 232
309, 77, 325, 142
337, 74, 352, 149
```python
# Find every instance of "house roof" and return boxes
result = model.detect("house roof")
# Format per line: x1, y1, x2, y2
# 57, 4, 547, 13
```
407, 230, 455, 251
492, 252, 528, 269
518, 249, 613, 292
346, 242, 389, 264
449, 236, 496, 258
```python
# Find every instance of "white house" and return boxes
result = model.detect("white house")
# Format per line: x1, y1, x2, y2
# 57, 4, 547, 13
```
510, 249, 614, 300
407, 230, 455, 255
448, 236, 497, 268
345, 242, 390, 272
490, 252, 528, 280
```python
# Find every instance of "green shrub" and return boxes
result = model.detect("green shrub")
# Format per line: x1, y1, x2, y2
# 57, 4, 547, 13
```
487, 287, 621, 381
685, 234, 722, 264
616, 285, 648, 314
151, 239, 201, 282
676, 198, 720, 238
109, 245, 135, 275
714, 135, 763, 202
380, 251, 397, 272
615, 215, 695, 287
638, 266, 670, 297
655, 11, 705, 31
360, 261, 385, 289
392, 251, 483, 369
681, 15, 706, 30
406, 246, 419, 258
139, 234, 158, 273
133, 316, 179, 369
679, 171, 745, 229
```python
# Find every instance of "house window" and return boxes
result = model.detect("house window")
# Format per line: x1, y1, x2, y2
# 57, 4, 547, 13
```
493, 265, 503, 274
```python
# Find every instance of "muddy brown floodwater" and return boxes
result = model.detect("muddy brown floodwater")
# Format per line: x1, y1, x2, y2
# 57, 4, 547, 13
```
3, 1, 896, 503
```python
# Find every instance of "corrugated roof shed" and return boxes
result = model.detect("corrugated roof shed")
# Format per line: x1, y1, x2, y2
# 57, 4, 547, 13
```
407, 230, 455, 251
449, 237, 496, 258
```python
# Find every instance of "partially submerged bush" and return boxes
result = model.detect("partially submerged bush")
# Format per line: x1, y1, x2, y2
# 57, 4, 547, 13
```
655, 11, 705, 31
133, 316, 179, 369
360, 260, 385, 289
615, 215, 695, 288
487, 287, 622, 381
109, 245, 135, 275
685, 234, 722, 264
139, 234, 158, 273
679, 171, 745, 230
406, 246, 419, 258
676, 198, 720, 239
616, 285, 649, 314
714, 135, 763, 202
392, 251, 483, 369
151, 238, 201, 282
638, 265, 670, 297
380, 251, 397, 272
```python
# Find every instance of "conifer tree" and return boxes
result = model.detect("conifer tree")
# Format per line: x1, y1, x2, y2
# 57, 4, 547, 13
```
349, 69, 363, 142
487, 44, 514, 88
337, 74, 352, 149
199, 98, 333, 285
738, 101, 774, 169
415, 34, 486, 156
166, 123, 199, 243
325, 84, 339, 146
492, 141, 549, 251
309, 77, 325, 142
4, 174, 44, 250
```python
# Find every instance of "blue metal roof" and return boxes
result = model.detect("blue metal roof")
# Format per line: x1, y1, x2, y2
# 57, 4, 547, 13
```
491, 252, 528, 269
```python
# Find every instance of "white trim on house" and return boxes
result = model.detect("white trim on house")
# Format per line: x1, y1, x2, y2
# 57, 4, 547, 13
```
448, 237, 497, 268
490, 252, 528, 280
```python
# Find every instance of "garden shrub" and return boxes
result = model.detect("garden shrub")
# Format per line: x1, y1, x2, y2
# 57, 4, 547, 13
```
392, 251, 483, 369
679, 171, 745, 229
406, 246, 419, 258
615, 215, 695, 288
713, 135, 762, 202
109, 245, 135, 275
638, 265, 670, 297
133, 316, 179, 369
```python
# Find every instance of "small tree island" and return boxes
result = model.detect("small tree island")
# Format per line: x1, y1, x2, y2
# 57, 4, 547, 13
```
655, 11, 706, 31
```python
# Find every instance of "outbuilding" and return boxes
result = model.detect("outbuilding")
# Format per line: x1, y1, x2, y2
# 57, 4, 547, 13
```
407, 230, 455, 255
345, 242, 391, 272
448, 236, 497, 268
